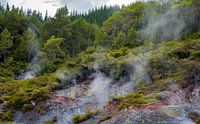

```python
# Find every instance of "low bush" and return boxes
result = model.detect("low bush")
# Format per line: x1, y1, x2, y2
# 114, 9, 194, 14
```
117, 91, 158, 110
190, 50, 200, 60
72, 110, 96, 124
110, 48, 128, 58
0, 74, 57, 112
0, 111, 14, 121
188, 112, 200, 124
169, 48, 190, 59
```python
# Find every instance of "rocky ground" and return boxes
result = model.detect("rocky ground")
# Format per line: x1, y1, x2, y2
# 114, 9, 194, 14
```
81, 84, 200, 124
13, 77, 200, 124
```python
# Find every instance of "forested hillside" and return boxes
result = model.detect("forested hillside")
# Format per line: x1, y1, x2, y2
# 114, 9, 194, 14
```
0, 0, 200, 123
70, 5, 120, 26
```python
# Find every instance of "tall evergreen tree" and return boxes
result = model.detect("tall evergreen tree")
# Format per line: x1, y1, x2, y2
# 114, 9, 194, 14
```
6, 3, 10, 12
43, 35, 65, 60
0, 28, 12, 62
44, 10, 48, 22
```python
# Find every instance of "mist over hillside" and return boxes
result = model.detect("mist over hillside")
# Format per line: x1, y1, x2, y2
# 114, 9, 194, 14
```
0, 0, 200, 123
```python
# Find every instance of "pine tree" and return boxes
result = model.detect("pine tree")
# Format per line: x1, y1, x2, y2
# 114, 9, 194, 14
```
0, 28, 12, 62
43, 35, 65, 60
44, 10, 48, 22
55, 5, 69, 19
6, 3, 10, 12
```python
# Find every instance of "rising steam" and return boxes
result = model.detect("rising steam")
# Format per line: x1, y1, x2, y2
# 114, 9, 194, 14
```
19, 28, 41, 79
129, 52, 152, 85
143, 7, 186, 41
129, 1, 195, 85
88, 71, 112, 108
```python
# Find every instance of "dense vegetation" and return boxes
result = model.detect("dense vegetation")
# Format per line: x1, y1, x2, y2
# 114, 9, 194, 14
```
0, 0, 200, 122
70, 5, 120, 26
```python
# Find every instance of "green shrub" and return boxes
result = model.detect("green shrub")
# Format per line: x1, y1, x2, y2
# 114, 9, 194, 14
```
185, 32, 200, 39
169, 48, 190, 59
53, 59, 63, 65
190, 50, 200, 59
85, 46, 96, 54
2, 96, 11, 101
183, 61, 200, 87
72, 111, 96, 124
5, 97, 27, 109
23, 104, 33, 111
111, 51, 123, 58
40, 60, 58, 73
110, 64, 123, 80
197, 117, 200, 124
0, 74, 57, 114
117, 91, 157, 110
110, 48, 127, 58
188, 112, 200, 124
0, 111, 14, 121
43, 121, 54, 124
66, 61, 77, 68
0, 77, 12, 83
172, 0, 192, 8
31, 88, 49, 100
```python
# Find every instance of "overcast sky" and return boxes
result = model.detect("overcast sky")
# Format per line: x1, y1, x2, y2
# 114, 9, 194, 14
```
0, 0, 137, 16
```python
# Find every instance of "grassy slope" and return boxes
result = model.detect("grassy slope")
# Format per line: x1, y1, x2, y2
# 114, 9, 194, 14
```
0, 38, 200, 122
70, 38, 200, 123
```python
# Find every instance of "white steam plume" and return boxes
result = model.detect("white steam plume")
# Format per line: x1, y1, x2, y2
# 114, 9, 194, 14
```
128, 52, 152, 85
144, 9, 185, 41
20, 28, 41, 79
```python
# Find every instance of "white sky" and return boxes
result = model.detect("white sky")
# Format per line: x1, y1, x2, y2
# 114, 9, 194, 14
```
3, 0, 137, 16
